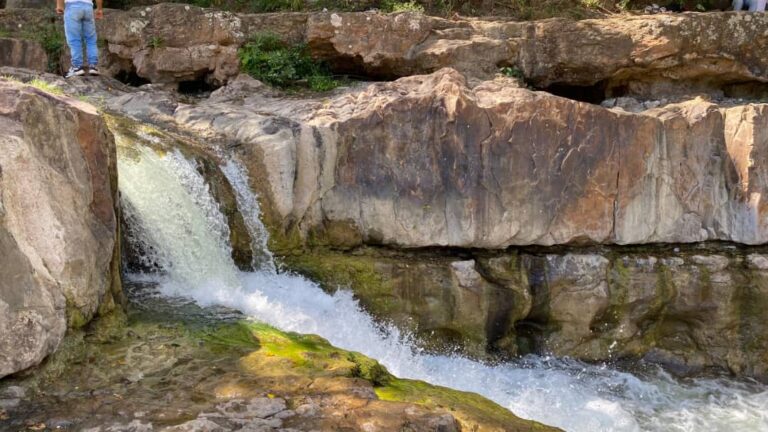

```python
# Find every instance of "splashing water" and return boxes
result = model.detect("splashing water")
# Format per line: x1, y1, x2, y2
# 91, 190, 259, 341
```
220, 159, 276, 273
116, 139, 768, 432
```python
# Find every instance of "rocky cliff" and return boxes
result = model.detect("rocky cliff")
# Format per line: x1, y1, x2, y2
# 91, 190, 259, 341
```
0, 80, 121, 378
3, 5, 768, 381
4, 4, 768, 97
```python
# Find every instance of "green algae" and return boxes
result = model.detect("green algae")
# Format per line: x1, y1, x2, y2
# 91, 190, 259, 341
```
282, 251, 398, 316
206, 321, 558, 431
377, 378, 557, 431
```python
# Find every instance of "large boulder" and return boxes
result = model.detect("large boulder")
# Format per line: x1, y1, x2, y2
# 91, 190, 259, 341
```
0, 80, 121, 378
168, 69, 768, 248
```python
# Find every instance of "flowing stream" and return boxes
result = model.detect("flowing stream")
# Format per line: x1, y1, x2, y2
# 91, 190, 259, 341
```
116, 137, 768, 432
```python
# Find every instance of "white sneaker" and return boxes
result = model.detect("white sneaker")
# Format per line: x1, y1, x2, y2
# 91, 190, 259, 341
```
88, 65, 100, 76
65, 67, 85, 78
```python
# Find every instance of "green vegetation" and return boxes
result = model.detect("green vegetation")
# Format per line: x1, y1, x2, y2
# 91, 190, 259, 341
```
210, 321, 552, 431
580, 0, 603, 8
282, 251, 398, 316
500, 66, 524, 80
148, 36, 164, 49
381, 0, 425, 12
22, 24, 65, 73
28, 79, 65, 96
238, 32, 340, 92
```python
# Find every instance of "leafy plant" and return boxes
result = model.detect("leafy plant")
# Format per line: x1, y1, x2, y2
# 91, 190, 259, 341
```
500, 66, 524, 80
381, 0, 425, 12
148, 36, 164, 49
23, 24, 66, 73
248, 0, 304, 11
238, 32, 339, 91
579, 0, 602, 9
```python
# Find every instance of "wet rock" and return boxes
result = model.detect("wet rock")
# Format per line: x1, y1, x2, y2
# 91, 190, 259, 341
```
161, 418, 228, 432
46, 419, 75, 430
215, 397, 287, 419
0, 398, 19, 410
0, 386, 26, 399
88, 420, 154, 432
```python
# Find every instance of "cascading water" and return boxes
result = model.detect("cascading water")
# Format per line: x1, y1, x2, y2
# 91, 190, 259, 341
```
116, 136, 768, 432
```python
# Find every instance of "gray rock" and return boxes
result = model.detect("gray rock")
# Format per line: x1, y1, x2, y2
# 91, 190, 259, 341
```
216, 397, 287, 419
161, 418, 228, 432
0, 81, 120, 378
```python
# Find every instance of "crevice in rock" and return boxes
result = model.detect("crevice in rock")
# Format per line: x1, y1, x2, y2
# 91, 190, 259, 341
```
177, 77, 219, 96
539, 81, 611, 105
114, 68, 151, 87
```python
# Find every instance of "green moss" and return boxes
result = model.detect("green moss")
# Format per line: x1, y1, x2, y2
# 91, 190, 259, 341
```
308, 219, 363, 249
267, 223, 305, 255
88, 308, 128, 343
66, 300, 89, 329
377, 378, 557, 431
282, 251, 397, 316
209, 321, 556, 431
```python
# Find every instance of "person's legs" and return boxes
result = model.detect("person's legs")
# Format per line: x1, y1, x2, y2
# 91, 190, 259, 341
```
81, 6, 99, 67
749, 0, 766, 11
63, 4, 85, 69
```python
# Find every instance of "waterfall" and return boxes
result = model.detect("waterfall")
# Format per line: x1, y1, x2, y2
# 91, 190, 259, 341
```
220, 159, 276, 273
116, 136, 768, 432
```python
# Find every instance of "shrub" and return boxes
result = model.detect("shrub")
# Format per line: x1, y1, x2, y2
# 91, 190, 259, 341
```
238, 32, 339, 91
499, 66, 524, 79
23, 24, 65, 73
381, 0, 425, 12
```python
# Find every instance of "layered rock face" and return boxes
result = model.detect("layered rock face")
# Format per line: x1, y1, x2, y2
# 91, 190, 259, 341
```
5, 5, 768, 96
0, 81, 121, 378
92, 65, 768, 378
170, 69, 768, 248
284, 246, 768, 379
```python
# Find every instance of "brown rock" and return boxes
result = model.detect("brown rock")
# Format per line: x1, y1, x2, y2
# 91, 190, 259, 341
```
0, 38, 47, 72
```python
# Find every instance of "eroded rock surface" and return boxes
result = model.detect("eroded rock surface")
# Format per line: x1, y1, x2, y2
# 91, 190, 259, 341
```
0, 81, 120, 378
5, 6, 768, 96
76, 66, 768, 377
158, 69, 768, 248
0, 38, 47, 72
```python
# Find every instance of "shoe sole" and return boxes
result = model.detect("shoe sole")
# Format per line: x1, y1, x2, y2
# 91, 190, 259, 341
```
66, 70, 86, 78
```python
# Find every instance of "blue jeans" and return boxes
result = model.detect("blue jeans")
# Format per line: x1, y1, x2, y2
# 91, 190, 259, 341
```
64, 2, 98, 68
733, 0, 766, 10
